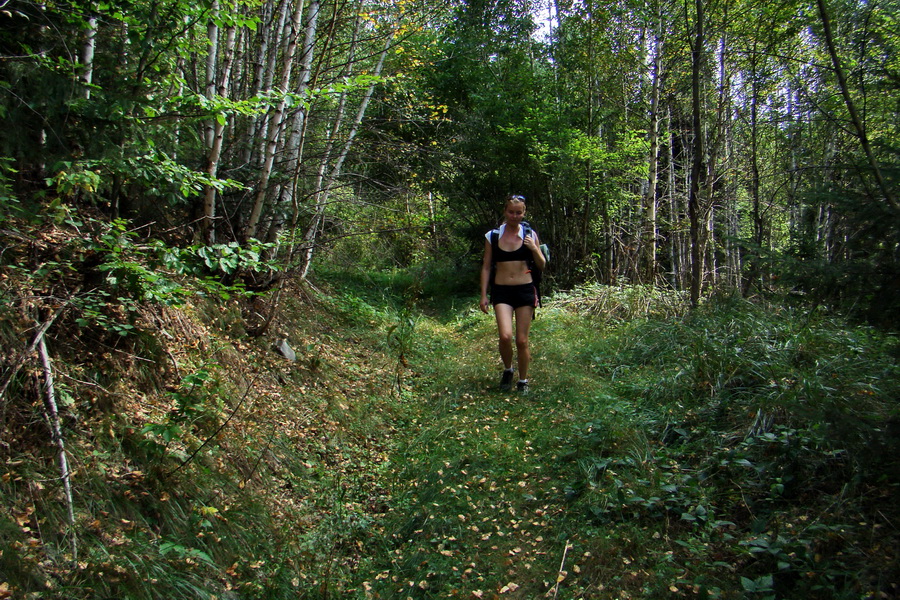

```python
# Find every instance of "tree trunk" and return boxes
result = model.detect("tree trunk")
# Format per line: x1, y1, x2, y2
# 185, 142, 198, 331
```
37, 337, 77, 561
743, 49, 764, 296
201, 1, 239, 244
266, 0, 321, 247
244, 0, 308, 242
666, 107, 680, 289
298, 33, 392, 279
688, 0, 705, 307
644, 31, 662, 283
80, 16, 98, 98
815, 0, 898, 213
246, 0, 291, 170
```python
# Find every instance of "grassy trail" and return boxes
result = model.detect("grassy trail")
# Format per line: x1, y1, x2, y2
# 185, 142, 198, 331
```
3, 252, 896, 600
344, 292, 899, 600
357, 310, 620, 599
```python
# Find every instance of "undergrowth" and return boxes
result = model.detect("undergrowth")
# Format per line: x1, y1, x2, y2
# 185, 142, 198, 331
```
1, 208, 897, 600
539, 294, 900, 599
356, 290, 899, 599
0, 212, 408, 599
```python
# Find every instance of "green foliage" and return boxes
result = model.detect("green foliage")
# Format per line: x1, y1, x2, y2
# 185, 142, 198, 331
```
549, 283, 687, 322
313, 261, 474, 321
0, 209, 277, 346
0, 157, 22, 220
158, 540, 217, 568
92, 217, 275, 302
47, 162, 102, 198
158, 239, 277, 298
141, 367, 222, 460
47, 153, 247, 210
557, 294, 898, 597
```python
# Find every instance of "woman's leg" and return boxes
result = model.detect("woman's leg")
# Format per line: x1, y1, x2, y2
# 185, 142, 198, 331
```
494, 303, 515, 369
514, 305, 534, 380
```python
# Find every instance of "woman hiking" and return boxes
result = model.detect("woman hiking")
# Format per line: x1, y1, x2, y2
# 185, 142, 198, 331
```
479, 195, 547, 393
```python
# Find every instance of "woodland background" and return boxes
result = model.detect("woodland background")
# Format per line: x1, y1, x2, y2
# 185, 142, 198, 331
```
1, 0, 899, 598
2, 0, 898, 314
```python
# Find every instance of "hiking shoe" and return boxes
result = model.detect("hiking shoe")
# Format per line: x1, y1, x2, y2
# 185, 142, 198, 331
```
499, 368, 514, 391
517, 380, 529, 394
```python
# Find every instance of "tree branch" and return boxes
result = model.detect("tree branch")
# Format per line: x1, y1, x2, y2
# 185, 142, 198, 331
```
815, 0, 899, 213
0, 293, 78, 404
165, 374, 260, 477
37, 336, 77, 561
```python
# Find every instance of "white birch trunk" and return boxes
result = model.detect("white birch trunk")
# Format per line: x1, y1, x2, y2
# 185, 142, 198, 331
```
265, 0, 320, 245
80, 16, 98, 98
204, 0, 220, 150
298, 35, 392, 279
644, 29, 662, 282
243, 0, 308, 242
37, 337, 77, 561
242, 0, 280, 167
201, 3, 239, 244
248, 0, 291, 170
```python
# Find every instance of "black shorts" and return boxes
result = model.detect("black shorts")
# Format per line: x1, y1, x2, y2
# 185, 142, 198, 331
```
491, 283, 537, 309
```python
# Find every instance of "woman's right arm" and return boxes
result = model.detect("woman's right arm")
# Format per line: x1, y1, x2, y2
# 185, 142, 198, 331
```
479, 240, 492, 313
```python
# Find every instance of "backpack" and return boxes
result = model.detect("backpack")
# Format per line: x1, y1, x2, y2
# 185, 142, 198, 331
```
490, 221, 548, 307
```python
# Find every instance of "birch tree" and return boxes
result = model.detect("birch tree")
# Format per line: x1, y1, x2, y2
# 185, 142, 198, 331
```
688, 0, 706, 306
298, 31, 393, 278
243, 0, 311, 241
201, 0, 241, 244
642, 7, 664, 282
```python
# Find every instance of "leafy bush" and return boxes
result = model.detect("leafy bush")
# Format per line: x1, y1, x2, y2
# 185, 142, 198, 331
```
560, 295, 899, 598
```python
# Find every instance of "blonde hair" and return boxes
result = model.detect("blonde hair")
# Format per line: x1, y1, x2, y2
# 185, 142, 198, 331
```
505, 194, 526, 209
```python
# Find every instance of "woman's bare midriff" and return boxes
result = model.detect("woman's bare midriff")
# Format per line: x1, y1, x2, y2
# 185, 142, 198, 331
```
494, 260, 533, 285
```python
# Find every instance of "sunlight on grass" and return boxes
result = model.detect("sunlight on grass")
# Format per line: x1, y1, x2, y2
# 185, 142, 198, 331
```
354, 287, 899, 600
3, 267, 896, 600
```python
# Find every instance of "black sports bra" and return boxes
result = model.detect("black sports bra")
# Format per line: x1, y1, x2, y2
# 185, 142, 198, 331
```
493, 236, 531, 262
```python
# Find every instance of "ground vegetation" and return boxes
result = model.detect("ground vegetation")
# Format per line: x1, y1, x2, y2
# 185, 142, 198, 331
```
0, 209, 897, 598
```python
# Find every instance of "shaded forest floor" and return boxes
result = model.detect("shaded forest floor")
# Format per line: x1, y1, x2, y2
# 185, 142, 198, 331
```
349, 281, 900, 600
2, 221, 899, 600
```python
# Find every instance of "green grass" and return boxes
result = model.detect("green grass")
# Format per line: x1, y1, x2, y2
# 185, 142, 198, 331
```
350, 288, 899, 599
2, 270, 897, 600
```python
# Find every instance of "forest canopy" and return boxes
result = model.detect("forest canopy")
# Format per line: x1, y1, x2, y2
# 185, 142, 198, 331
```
1, 0, 898, 317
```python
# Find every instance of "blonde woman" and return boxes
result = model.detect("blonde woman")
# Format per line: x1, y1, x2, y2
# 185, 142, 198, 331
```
479, 195, 547, 393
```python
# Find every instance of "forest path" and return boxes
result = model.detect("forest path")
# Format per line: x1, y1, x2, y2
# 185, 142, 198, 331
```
357, 308, 616, 599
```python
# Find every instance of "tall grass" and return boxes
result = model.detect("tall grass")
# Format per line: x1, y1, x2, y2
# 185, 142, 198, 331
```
549, 293, 900, 599
3, 261, 896, 600
363, 282, 898, 599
